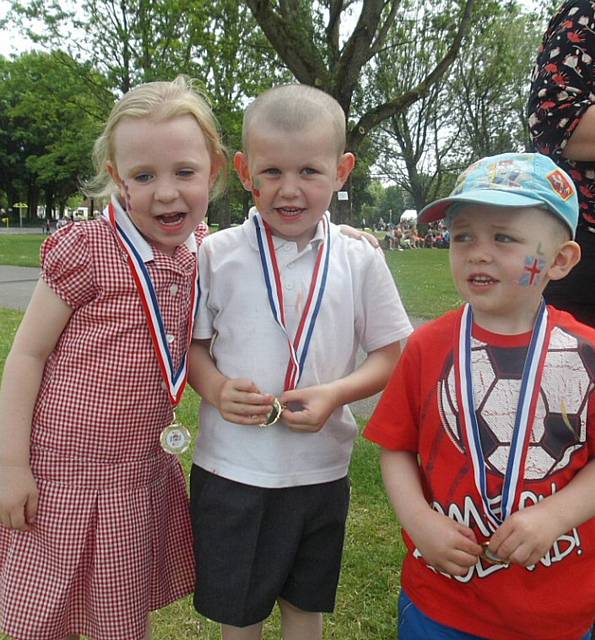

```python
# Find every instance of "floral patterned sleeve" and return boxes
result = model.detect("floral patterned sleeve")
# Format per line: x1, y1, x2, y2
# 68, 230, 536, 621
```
528, 0, 595, 226
528, 0, 595, 158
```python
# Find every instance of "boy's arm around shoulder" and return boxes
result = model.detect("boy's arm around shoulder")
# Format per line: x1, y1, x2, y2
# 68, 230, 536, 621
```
0, 279, 73, 530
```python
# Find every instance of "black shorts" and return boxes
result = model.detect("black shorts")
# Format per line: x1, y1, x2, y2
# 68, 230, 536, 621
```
190, 465, 350, 627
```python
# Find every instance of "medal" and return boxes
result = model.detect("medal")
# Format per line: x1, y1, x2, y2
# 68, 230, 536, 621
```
105, 199, 199, 454
257, 398, 286, 428
454, 301, 550, 541
160, 413, 192, 454
481, 541, 509, 566
252, 211, 330, 424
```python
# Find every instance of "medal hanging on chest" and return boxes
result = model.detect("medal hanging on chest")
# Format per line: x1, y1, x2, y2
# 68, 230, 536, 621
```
252, 212, 331, 426
454, 301, 550, 563
107, 201, 199, 453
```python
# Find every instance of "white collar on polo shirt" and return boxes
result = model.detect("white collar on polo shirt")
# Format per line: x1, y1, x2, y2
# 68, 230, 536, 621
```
246, 206, 326, 252
104, 195, 197, 263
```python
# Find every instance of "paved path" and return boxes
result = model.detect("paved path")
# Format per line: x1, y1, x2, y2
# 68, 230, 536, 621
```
0, 265, 41, 312
0, 265, 426, 418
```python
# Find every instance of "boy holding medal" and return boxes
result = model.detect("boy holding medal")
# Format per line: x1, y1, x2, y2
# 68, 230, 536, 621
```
364, 152, 595, 639
188, 84, 412, 639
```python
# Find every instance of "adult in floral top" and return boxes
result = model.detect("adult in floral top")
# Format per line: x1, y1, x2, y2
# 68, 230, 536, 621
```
528, 0, 595, 327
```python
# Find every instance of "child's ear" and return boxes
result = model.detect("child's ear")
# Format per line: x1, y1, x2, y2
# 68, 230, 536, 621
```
234, 152, 253, 191
548, 240, 581, 281
208, 155, 226, 190
107, 162, 123, 187
335, 152, 356, 189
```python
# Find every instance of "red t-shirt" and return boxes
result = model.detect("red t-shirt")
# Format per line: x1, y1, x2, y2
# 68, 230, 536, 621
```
364, 306, 595, 640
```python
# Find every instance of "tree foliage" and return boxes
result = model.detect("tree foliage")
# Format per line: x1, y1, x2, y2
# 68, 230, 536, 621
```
245, 0, 475, 221
1, 0, 552, 226
369, 0, 547, 217
0, 51, 109, 218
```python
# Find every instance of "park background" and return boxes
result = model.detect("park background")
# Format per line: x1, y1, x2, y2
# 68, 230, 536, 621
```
0, 0, 562, 637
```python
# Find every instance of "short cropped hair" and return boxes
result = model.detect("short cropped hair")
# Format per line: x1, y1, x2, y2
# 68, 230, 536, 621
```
86, 75, 227, 198
242, 84, 347, 156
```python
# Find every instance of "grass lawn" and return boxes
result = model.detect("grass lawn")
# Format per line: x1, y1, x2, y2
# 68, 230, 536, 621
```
0, 233, 461, 318
0, 234, 45, 267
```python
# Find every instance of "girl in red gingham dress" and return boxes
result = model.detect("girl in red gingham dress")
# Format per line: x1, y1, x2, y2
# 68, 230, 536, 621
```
0, 76, 226, 640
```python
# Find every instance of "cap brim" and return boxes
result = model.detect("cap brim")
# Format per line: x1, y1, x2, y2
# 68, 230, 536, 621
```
417, 191, 548, 224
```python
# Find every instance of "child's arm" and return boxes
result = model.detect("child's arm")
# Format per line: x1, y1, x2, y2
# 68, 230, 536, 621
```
381, 448, 483, 576
488, 457, 595, 567
0, 280, 73, 531
280, 341, 401, 432
188, 339, 274, 425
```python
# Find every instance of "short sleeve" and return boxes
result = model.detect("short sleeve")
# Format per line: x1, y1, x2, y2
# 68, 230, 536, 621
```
193, 236, 215, 339
355, 245, 413, 353
41, 224, 96, 309
363, 334, 422, 452
195, 222, 209, 246
528, 1, 595, 158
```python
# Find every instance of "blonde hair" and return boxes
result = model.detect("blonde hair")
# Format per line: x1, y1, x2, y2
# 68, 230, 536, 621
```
86, 75, 227, 198
242, 84, 347, 156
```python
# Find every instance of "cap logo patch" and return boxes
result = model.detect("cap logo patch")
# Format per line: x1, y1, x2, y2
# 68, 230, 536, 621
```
546, 169, 574, 201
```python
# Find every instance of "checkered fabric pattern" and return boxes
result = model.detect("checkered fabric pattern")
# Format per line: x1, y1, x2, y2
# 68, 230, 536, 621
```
0, 219, 205, 639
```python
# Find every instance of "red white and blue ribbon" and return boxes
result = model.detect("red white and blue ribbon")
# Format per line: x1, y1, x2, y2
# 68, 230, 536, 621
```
454, 301, 550, 533
253, 211, 330, 390
107, 201, 199, 406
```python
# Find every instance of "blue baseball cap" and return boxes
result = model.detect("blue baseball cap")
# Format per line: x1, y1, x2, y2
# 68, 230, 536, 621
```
417, 153, 578, 238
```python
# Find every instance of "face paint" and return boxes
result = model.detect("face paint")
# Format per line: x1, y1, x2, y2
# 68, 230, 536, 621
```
518, 255, 546, 287
122, 180, 133, 213
252, 177, 261, 199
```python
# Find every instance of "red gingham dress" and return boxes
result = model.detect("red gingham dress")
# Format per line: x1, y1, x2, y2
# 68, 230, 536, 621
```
0, 217, 207, 640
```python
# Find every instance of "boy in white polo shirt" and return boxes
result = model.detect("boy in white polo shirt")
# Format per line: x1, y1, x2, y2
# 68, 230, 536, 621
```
188, 84, 412, 640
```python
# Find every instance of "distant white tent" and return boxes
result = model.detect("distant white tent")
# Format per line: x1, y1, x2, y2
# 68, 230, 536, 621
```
399, 209, 417, 224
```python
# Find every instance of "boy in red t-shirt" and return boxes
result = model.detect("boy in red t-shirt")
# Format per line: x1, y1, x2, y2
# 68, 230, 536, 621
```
365, 153, 595, 640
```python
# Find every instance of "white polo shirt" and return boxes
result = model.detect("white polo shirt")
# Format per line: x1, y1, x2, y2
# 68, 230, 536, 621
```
193, 211, 412, 487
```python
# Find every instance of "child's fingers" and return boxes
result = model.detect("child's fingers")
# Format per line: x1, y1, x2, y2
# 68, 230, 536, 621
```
223, 401, 272, 417
228, 378, 262, 394
26, 491, 38, 526
9, 506, 29, 532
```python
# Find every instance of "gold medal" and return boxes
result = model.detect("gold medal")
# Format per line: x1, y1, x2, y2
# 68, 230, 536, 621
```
481, 541, 509, 566
257, 398, 286, 428
160, 414, 191, 454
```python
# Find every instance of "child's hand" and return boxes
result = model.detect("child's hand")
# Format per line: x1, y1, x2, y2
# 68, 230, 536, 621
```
339, 224, 380, 248
487, 504, 563, 567
216, 378, 274, 426
0, 464, 38, 531
280, 384, 338, 432
409, 509, 482, 577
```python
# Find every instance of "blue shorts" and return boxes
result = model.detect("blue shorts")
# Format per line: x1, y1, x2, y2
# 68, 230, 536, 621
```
398, 591, 592, 640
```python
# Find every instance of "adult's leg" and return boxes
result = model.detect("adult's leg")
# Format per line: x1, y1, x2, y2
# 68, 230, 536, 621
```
278, 598, 322, 640
222, 621, 264, 640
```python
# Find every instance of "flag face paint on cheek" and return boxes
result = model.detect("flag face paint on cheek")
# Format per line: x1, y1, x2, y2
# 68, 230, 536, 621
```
519, 254, 546, 287
252, 177, 261, 199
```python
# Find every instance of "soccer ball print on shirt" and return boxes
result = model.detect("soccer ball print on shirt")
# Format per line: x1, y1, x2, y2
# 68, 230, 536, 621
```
439, 327, 592, 480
